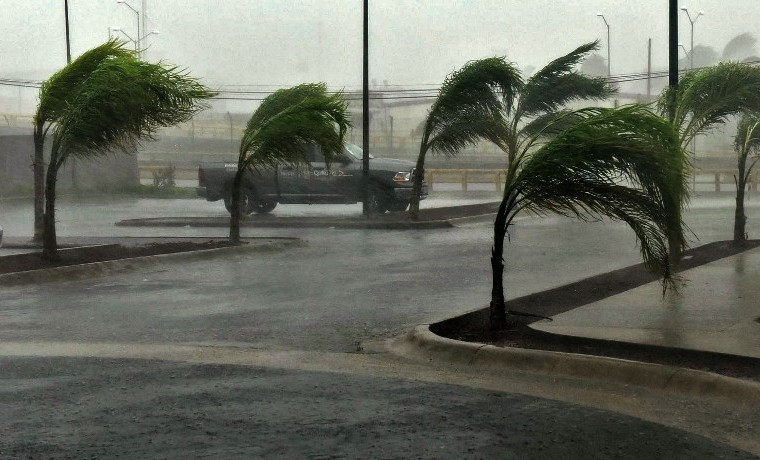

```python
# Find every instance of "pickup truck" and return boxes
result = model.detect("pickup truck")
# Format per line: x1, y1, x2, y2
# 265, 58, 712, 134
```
197, 143, 427, 214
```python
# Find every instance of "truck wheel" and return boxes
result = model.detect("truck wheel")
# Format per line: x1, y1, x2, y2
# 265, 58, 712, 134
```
250, 199, 277, 214
387, 199, 409, 212
367, 187, 389, 214
224, 189, 254, 216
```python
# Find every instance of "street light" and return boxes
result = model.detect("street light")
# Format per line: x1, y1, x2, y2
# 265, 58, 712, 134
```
117, 0, 140, 54
680, 7, 704, 69
111, 27, 159, 52
596, 12, 611, 77
110, 27, 137, 50
678, 42, 688, 57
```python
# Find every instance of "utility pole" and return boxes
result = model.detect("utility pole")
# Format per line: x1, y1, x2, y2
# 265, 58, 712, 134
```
668, 0, 678, 120
646, 38, 652, 100
64, 0, 77, 190
362, 0, 370, 217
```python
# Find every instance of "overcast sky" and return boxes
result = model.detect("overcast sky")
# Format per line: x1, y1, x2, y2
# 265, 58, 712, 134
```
1, 1, 759, 111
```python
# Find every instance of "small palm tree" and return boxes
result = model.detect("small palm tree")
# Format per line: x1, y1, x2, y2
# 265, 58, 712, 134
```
408, 57, 522, 219
32, 40, 134, 241
489, 105, 687, 329
732, 112, 760, 242
41, 50, 215, 260
229, 83, 351, 243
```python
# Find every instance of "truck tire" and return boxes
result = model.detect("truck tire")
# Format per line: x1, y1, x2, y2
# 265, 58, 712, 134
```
224, 189, 254, 216
249, 198, 277, 214
387, 199, 409, 212
367, 186, 390, 214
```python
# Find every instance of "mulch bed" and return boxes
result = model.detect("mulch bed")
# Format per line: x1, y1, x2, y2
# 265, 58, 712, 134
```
432, 239, 760, 382
0, 241, 234, 275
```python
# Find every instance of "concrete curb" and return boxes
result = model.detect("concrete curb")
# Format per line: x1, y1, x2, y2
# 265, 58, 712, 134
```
0, 239, 303, 287
115, 217, 453, 230
391, 325, 760, 408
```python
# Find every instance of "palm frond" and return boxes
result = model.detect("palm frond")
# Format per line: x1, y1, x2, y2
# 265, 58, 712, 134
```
507, 105, 687, 286
240, 85, 350, 170
424, 57, 521, 153
517, 41, 615, 119
52, 55, 215, 167
660, 62, 760, 146
36, 39, 135, 125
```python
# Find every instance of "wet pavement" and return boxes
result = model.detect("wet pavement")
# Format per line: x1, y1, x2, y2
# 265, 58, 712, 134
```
1, 192, 760, 457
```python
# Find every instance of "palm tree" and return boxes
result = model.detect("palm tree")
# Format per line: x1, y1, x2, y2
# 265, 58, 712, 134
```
489, 105, 687, 329
732, 112, 760, 242
409, 42, 614, 219
41, 50, 215, 260
408, 57, 522, 219
32, 40, 134, 241
659, 62, 760, 254
229, 83, 351, 243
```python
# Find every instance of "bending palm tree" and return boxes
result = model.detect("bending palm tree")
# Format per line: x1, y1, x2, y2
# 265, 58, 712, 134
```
42, 52, 214, 260
732, 113, 760, 242
659, 62, 760, 253
490, 106, 686, 329
32, 40, 133, 241
229, 83, 350, 243
409, 42, 614, 220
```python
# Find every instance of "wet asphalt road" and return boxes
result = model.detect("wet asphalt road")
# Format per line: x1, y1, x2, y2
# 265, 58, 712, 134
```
1, 194, 759, 457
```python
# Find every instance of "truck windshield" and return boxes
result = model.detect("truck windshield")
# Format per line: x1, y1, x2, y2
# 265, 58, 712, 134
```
344, 144, 374, 160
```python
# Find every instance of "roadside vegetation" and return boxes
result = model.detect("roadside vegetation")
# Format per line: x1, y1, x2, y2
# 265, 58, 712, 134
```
229, 83, 350, 243
34, 40, 215, 260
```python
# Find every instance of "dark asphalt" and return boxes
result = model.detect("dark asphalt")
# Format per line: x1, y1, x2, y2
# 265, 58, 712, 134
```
0, 356, 755, 460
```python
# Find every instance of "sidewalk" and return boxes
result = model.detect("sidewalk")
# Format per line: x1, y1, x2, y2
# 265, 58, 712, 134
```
530, 247, 760, 359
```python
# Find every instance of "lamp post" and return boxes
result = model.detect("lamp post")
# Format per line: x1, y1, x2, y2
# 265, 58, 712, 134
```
117, 0, 140, 55
596, 12, 610, 77
111, 27, 159, 53
680, 7, 704, 69
679, 42, 688, 58
110, 27, 137, 51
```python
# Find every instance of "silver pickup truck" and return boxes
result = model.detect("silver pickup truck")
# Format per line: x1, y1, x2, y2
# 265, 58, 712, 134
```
197, 144, 427, 214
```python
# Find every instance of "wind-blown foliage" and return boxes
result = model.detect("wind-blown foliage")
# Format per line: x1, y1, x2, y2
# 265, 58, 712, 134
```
659, 62, 760, 147
41, 45, 215, 259
489, 105, 686, 329
409, 43, 614, 219
408, 57, 522, 218
658, 62, 760, 254
229, 83, 350, 243
31, 40, 134, 240
732, 112, 760, 242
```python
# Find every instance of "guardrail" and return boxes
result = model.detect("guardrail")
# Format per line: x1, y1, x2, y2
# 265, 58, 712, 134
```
138, 163, 757, 193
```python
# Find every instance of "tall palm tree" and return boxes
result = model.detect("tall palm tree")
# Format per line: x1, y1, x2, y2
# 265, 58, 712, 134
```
409, 42, 614, 219
732, 112, 760, 242
408, 57, 522, 219
658, 62, 760, 254
489, 105, 687, 329
229, 83, 350, 243
32, 40, 134, 241
41, 51, 214, 260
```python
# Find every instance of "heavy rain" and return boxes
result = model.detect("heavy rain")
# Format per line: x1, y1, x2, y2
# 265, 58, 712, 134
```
1, 2, 759, 458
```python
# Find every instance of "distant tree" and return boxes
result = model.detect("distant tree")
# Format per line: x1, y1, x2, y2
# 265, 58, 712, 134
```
732, 113, 760, 242
488, 105, 686, 329
39, 45, 214, 260
580, 53, 608, 77
722, 33, 758, 61
32, 40, 133, 241
229, 83, 350, 243
680, 44, 719, 70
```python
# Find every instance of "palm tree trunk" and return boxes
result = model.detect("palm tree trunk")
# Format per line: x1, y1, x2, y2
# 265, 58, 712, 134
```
409, 135, 430, 221
734, 158, 748, 243
489, 195, 512, 330
229, 170, 243, 244
32, 123, 46, 242
42, 158, 59, 261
